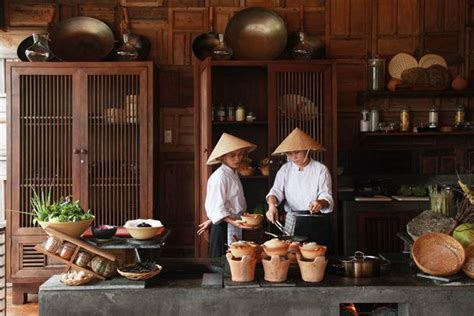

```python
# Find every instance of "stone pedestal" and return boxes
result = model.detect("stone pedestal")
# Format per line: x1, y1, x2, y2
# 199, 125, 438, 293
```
261, 254, 290, 282
297, 254, 327, 283
226, 253, 257, 282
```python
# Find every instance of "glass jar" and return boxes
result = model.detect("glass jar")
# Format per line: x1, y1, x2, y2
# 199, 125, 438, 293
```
291, 32, 313, 60
236, 104, 245, 122
75, 250, 93, 267
367, 58, 386, 91
226, 104, 235, 122
25, 33, 51, 62
455, 105, 465, 124
428, 105, 439, 128
369, 108, 379, 132
44, 236, 62, 253
400, 107, 410, 132
58, 242, 76, 260
212, 34, 232, 60
116, 33, 139, 61
211, 106, 216, 122
216, 104, 225, 122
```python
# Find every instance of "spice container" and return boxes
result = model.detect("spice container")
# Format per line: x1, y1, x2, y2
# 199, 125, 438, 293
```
367, 58, 385, 91
236, 104, 245, 121
44, 236, 62, 253
428, 105, 439, 129
75, 250, 94, 267
58, 242, 76, 260
369, 108, 379, 132
400, 107, 410, 132
227, 104, 235, 121
216, 104, 225, 122
455, 105, 465, 125
360, 109, 369, 132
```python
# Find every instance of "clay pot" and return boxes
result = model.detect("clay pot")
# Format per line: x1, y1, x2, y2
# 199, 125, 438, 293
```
297, 253, 328, 283
287, 241, 301, 264
261, 254, 290, 282
262, 238, 290, 257
451, 75, 468, 91
241, 213, 263, 226
226, 252, 257, 282
299, 242, 327, 260
228, 241, 258, 258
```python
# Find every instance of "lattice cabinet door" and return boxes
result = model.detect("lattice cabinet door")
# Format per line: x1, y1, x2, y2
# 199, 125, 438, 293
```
82, 66, 153, 226
8, 67, 81, 236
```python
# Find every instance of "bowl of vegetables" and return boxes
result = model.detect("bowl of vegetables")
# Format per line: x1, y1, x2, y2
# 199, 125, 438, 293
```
31, 189, 94, 238
124, 219, 164, 240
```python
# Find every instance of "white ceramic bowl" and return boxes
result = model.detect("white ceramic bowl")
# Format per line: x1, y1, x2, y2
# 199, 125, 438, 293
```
124, 219, 164, 240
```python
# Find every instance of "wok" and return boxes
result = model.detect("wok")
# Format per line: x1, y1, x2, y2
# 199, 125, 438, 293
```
264, 231, 307, 243
224, 7, 287, 60
192, 6, 219, 60
49, 17, 115, 61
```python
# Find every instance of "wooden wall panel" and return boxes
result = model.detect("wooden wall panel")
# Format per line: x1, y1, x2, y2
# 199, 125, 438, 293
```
336, 60, 366, 110
8, 4, 55, 27
120, 0, 166, 7
209, 0, 240, 6
130, 20, 169, 64
159, 67, 193, 107
79, 4, 117, 26
160, 107, 194, 152
330, 0, 349, 36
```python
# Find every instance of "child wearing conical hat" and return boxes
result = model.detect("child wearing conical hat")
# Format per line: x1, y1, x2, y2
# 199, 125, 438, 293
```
197, 133, 257, 257
265, 128, 333, 236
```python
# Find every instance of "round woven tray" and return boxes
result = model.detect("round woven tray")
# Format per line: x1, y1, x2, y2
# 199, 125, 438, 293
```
388, 53, 418, 79
60, 273, 94, 286
419, 54, 447, 69
117, 264, 162, 280
412, 232, 465, 277
462, 244, 474, 279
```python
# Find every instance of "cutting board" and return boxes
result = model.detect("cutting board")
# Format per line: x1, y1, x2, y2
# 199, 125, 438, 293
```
391, 195, 429, 201
354, 195, 392, 201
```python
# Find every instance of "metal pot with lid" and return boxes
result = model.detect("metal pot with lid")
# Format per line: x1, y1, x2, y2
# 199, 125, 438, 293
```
338, 251, 390, 278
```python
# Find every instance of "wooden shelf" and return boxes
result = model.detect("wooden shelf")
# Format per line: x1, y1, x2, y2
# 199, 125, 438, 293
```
212, 121, 267, 125
357, 90, 474, 105
361, 131, 474, 137
34, 226, 117, 281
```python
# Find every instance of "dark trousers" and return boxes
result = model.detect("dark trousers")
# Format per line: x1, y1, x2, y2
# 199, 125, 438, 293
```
210, 222, 227, 258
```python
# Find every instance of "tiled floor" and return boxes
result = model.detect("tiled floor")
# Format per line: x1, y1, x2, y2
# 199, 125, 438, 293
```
6, 287, 38, 316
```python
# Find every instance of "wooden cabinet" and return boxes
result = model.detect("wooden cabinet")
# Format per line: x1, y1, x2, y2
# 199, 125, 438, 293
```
194, 59, 337, 257
6, 62, 154, 303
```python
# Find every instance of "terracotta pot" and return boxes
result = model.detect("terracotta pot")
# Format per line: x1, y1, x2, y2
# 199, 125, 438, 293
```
228, 241, 258, 258
299, 242, 327, 260
226, 252, 257, 282
241, 213, 263, 226
262, 238, 290, 257
297, 253, 328, 282
287, 241, 301, 264
261, 254, 290, 282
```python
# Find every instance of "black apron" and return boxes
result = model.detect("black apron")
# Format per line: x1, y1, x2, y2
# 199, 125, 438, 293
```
209, 222, 227, 258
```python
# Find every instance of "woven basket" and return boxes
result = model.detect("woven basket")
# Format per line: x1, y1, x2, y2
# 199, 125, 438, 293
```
462, 244, 474, 279
60, 273, 94, 286
117, 264, 162, 280
388, 53, 418, 79
412, 232, 465, 277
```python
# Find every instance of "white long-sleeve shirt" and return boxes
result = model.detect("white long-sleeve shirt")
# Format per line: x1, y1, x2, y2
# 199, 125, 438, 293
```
205, 164, 247, 224
266, 159, 333, 214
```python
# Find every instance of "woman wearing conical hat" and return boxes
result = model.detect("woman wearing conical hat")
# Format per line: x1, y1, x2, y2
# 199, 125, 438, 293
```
265, 128, 333, 236
197, 133, 257, 257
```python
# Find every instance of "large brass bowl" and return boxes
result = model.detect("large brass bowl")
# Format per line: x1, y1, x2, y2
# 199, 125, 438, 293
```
225, 7, 287, 60
49, 17, 115, 61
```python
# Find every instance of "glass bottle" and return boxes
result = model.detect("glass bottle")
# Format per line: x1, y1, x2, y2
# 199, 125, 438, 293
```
212, 34, 232, 60
455, 105, 465, 125
216, 104, 226, 122
116, 33, 139, 61
369, 108, 379, 132
428, 105, 439, 129
400, 107, 410, 132
367, 58, 386, 91
236, 104, 245, 122
25, 33, 51, 62
226, 104, 235, 122
291, 32, 313, 60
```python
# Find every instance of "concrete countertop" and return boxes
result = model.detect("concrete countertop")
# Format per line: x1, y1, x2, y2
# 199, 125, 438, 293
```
39, 257, 474, 316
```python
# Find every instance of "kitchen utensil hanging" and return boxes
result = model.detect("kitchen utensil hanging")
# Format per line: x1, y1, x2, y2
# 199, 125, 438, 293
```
116, 6, 150, 61
192, 6, 219, 60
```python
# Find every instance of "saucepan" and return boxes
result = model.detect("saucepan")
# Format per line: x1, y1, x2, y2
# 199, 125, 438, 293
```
335, 251, 391, 278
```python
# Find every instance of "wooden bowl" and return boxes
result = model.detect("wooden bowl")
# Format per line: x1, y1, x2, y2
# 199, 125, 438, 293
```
412, 232, 465, 276
299, 242, 327, 260
38, 218, 94, 238
241, 213, 263, 226
228, 241, 258, 258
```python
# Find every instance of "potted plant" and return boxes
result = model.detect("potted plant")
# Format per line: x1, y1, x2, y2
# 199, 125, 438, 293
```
31, 187, 94, 238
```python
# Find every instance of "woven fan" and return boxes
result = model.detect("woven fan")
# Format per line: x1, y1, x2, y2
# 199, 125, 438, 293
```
419, 54, 447, 69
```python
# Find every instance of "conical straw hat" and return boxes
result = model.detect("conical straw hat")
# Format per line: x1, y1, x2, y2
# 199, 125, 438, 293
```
272, 128, 325, 155
207, 133, 257, 165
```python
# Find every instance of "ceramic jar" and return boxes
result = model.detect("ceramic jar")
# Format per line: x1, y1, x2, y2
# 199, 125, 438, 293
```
75, 251, 94, 267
